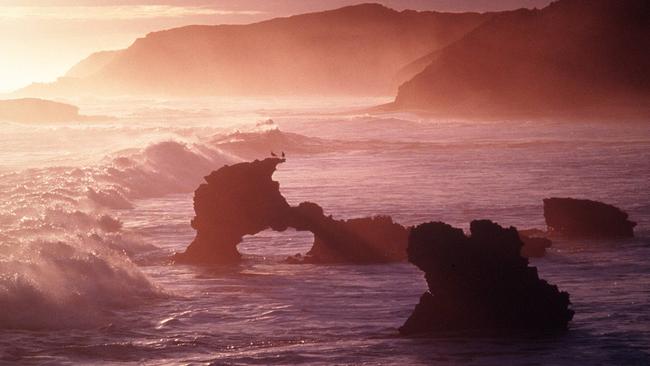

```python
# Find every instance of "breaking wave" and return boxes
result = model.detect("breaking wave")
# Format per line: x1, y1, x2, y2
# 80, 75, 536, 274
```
0, 136, 239, 329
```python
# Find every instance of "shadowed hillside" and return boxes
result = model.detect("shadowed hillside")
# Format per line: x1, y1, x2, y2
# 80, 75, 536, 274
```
18, 4, 490, 97
392, 0, 650, 119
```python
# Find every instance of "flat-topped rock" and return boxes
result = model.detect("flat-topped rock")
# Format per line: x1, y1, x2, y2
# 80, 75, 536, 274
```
0, 98, 106, 123
543, 197, 636, 238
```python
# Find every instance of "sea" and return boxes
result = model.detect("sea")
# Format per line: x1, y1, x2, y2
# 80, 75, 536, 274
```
0, 97, 649, 365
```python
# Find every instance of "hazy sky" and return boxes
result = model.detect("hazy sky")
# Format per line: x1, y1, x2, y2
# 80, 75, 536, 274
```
0, 0, 554, 93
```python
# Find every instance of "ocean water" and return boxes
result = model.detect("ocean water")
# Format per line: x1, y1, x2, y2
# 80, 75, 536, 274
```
0, 97, 649, 365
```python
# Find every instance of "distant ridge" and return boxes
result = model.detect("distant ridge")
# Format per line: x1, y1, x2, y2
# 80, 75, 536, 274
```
64, 50, 123, 78
14, 0, 647, 120
16, 3, 490, 97
391, 0, 650, 119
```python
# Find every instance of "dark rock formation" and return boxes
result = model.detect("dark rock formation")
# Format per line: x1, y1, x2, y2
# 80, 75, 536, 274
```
174, 158, 291, 263
519, 231, 553, 258
543, 197, 636, 238
290, 202, 408, 263
174, 158, 407, 264
400, 220, 573, 335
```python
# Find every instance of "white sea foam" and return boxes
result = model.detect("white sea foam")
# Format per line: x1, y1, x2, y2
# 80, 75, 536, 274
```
0, 135, 239, 329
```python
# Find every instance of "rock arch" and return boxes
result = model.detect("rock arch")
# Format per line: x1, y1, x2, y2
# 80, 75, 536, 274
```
173, 158, 408, 264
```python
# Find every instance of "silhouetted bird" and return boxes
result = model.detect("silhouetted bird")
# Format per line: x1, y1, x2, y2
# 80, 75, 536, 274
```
271, 152, 277, 157
281, 151, 285, 158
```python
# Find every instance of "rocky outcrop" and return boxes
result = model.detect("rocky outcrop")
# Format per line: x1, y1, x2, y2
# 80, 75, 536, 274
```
0, 98, 80, 123
519, 231, 553, 258
174, 158, 407, 264
543, 197, 636, 238
174, 158, 292, 263
0, 98, 109, 123
290, 202, 408, 263
400, 220, 573, 335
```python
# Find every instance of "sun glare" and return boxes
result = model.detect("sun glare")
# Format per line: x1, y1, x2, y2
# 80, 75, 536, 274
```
0, 3, 265, 93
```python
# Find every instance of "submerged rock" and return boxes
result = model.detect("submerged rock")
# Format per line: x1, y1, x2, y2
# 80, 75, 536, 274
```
543, 197, 636, 238
400, 220, 573, 335
174, 158, 407, 264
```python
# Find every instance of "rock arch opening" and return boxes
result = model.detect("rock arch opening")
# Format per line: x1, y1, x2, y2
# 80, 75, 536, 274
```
238, 228, 315, 258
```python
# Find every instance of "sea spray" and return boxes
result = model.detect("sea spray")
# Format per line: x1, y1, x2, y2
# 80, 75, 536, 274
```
0, 138, 238, 329
0, 235, 157, 329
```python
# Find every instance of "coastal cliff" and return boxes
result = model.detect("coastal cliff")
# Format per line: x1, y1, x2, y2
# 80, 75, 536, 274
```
392, 0, 650, 119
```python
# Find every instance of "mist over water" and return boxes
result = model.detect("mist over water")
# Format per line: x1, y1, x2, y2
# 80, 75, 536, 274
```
1, 98, 649, 364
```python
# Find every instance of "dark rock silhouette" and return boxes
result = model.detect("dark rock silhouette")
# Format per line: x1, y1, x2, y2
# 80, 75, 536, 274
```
174, 158, 292, 263
400, 220, 573, 335
392, 0, 650, 119
543, 197, 636, 238
174, 158, 407, 264
290, 202, 408, 263
519, 231, 553, 258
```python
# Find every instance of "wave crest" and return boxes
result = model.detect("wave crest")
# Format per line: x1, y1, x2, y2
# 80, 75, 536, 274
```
0, 138, 237, 329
